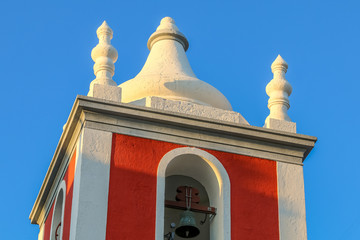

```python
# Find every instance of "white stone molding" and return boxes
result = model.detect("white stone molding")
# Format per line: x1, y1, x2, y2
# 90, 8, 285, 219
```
49, 180, 66, 240
30, 107, 83, 226
277, 162, 307, 240
88, 21, 121, 101
131, 96, 249, 124
79, 96, 315, 164
265, 55, 296, 132
119, 17, 232, 110
69, 128, 112, 240
156, 147, 231, 240
38, 224, 44, 240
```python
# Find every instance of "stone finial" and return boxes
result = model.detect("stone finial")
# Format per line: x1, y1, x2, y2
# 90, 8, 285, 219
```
265, 55, 296, 132
157, 17, 179, 31
88, 21, 118, 97
147, 17, 189, 51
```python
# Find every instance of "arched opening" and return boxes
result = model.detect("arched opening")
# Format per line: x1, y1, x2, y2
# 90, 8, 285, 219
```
50, 180, 66, 240
157, 147, 231, 240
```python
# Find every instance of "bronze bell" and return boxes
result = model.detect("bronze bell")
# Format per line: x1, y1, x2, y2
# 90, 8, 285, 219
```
175, 210, 200, 238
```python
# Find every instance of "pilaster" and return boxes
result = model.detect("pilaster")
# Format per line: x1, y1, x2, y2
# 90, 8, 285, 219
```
277, 162, 307, 240
69, 128, 112, 240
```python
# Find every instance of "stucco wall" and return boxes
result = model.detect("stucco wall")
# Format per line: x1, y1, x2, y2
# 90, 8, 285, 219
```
106, 133, 279, 240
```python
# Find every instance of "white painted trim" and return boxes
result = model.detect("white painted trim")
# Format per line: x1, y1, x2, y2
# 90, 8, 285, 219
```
30, 106, 84, 225
156, 147, 231, 240
42, 143, 78, 227
277, 162, 307, 240
69, 128, 112, 240
69, 133, 82, 240
38, 223, 44, 240
49, 180, 66, 240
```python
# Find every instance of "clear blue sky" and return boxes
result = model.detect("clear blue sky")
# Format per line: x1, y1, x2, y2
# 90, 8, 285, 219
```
1, 0, 359, 239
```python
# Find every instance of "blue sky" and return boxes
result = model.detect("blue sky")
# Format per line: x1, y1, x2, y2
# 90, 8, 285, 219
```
1, 0, 359, 239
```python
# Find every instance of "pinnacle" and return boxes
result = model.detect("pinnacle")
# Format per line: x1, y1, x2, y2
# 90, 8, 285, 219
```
97, 20, 113, 38
271, 54, 288, 73
148, 16, 188, 51
272, 55, 288, 68
100, 21, 109, 28
161, 17, 175, 24
156, 16, 179, 32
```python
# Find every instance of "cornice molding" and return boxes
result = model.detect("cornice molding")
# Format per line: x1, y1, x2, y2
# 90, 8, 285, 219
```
30, 95, 317, 225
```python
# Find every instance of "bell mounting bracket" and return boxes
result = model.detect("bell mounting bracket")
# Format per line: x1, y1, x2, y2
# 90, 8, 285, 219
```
165, 186, 216, 216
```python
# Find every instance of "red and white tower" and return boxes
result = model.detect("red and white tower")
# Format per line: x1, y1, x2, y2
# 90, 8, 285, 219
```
30, 17, 316, 240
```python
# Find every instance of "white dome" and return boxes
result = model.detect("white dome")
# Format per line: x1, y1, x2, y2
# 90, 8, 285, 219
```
119, 17, 232, 111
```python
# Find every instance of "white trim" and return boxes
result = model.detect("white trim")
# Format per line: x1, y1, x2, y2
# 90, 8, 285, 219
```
30, 108, 84, 225
38, 223, 44, 240
277, 162, 307, 240
49, 180, 66, 240
69, 128, 112, 240
41, 131, 81, 227
69, 133, 82, 240
156, 147, 231, 240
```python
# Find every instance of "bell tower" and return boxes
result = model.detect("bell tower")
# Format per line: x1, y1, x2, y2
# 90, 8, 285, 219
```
30, 17, 316, 240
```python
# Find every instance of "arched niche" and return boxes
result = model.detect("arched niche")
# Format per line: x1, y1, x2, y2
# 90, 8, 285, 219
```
50, 180, 66, 240
157, 147, 231, 240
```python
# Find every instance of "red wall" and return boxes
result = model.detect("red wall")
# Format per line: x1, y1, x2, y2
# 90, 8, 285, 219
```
43, 203, 54, 240
43, 150, 76, 240
106, 134, 279, 240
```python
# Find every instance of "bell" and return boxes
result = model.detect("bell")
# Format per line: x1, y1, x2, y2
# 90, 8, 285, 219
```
175, 210, 200, 238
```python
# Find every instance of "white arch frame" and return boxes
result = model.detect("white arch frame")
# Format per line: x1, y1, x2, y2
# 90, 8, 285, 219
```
156, 147, 231, 240
50, 180, 66, 240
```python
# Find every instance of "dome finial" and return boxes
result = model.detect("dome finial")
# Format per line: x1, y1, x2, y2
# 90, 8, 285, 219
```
160, 16, 175, 24
157, 17, 178, 31
147, 16, 189, 51
88, 21, 118, 97
119, 17, 232, 110
265, 55, 293, 122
